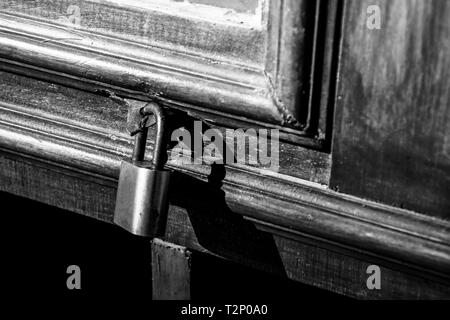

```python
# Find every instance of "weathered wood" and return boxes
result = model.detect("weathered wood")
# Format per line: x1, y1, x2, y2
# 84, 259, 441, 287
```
0, 0, 449, 299
0, 0, 265, 66
269, 235, 450, 299
0, 0, 340, 142
0, 152, 448, 299
0, 70, 448, 279
331, 0, 450, 219
151, 238, 191, 300
0, 70, 331, 182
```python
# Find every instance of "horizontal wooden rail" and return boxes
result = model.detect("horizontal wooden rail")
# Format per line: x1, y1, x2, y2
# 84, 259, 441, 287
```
0, 78, 448, 278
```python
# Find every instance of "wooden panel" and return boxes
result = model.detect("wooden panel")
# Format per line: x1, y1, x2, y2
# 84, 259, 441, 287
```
1, 70, 449, 276
0, 0, 265, 66
0, 70, 330, 181
271, 235, 450, 299
151, 239, 191, 300
0, 0, 340, 143
331, 0, 450, 219
0, 153, 448, 299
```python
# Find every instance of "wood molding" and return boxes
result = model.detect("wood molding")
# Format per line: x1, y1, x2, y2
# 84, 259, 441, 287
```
0, 71, 448, 278
0, 0, 340, 146
1, 155, 449, 299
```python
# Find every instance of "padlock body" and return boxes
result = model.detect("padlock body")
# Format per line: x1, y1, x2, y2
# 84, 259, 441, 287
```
114, 160, 171, 237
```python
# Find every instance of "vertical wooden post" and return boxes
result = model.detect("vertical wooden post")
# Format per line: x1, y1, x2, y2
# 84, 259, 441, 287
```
151, 238, 191, 300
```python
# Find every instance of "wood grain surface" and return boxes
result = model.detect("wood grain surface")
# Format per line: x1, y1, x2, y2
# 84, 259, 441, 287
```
0, 151, 448, 299
332, 0, 450, 219
0, 0, 339, 143
0, 70, 449, 299
0, 0, 449, 299
151, 238, 191, 300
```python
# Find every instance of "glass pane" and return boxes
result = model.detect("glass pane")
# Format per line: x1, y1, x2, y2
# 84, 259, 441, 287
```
109, 0, 264, 27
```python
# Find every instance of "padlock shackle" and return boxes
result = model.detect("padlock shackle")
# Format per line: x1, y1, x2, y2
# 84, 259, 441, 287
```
132, 102, 166, 170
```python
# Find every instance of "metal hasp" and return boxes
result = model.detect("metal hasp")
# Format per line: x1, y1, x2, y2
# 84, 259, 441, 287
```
114, 102, 171, 237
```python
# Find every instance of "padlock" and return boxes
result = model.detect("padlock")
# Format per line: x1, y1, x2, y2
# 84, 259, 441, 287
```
114, 102, 171, 237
